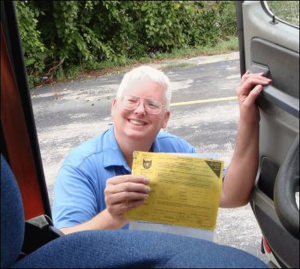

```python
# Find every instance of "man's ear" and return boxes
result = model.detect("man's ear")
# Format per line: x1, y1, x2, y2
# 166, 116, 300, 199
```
111, 98, 117, 117
162, 110, 171, 129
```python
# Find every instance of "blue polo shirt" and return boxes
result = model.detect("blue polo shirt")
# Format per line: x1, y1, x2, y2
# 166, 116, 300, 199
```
53, 126, 196, 229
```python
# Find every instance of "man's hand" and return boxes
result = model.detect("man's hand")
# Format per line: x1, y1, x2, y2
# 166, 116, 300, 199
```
104, 175, 150, 225
237, 72, 272, 124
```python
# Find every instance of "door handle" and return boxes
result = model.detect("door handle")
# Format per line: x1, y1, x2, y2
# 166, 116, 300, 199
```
248, 63, 299, 118
262, 85, 299, 118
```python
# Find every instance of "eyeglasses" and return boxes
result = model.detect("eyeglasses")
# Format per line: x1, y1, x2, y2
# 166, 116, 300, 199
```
120, 95, 165, 114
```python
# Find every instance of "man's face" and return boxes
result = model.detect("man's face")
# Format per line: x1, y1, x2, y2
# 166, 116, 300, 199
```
111, 79, 170, 143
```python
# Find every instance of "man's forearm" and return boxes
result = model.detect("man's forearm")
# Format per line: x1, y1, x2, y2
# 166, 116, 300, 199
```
220, 121, 259, 208
60, 209, 128, 235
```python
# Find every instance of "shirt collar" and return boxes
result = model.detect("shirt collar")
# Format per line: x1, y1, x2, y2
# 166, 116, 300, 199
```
103, 126, 130, 171
103, 126, 162, 170
151, 135, 161, 152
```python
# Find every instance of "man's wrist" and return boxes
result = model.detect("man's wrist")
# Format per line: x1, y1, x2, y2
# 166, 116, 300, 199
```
102, 209, 128, 229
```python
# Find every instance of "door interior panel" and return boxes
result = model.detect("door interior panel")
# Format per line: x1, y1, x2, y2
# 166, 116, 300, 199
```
239, 1, 299, 268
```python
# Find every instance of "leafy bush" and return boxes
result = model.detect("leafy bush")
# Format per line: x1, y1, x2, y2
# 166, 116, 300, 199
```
15, 1, 237, 88
15, 1, 48, 86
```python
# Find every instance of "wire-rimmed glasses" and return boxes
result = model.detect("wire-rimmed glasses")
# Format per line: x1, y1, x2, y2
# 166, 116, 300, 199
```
120, 95, 165, 114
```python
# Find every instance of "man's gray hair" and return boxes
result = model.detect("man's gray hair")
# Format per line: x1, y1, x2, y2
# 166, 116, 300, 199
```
116, 66, 172, 110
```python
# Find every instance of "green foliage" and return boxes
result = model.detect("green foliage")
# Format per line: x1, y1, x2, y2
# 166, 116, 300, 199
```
14, 1, 237, 88
15, 1, 48, 87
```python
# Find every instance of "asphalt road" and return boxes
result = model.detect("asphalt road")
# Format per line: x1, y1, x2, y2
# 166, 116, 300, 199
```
31, 52, 268, 263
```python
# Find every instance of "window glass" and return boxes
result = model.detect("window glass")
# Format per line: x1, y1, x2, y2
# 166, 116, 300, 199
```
265, 1, 299, 28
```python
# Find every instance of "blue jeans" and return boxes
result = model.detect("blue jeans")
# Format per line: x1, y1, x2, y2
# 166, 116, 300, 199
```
10, 230, 267, 268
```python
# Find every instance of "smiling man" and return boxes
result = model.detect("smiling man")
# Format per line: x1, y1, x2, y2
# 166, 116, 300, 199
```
53, 66, 271, 235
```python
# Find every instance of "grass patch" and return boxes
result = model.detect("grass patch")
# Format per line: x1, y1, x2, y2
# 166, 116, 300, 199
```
161, 62, 196, 70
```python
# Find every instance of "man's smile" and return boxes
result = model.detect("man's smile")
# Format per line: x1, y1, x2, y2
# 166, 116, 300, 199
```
128, 119, 147, 126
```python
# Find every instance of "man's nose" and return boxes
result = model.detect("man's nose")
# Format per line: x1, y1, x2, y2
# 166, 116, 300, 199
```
134, 100, 146, 114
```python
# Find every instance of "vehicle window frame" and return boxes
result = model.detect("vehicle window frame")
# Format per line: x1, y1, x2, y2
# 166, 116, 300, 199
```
261, 0, 299, 29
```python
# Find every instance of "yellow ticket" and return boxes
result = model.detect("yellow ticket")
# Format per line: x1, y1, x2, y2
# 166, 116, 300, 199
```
125, 151, 224, 230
